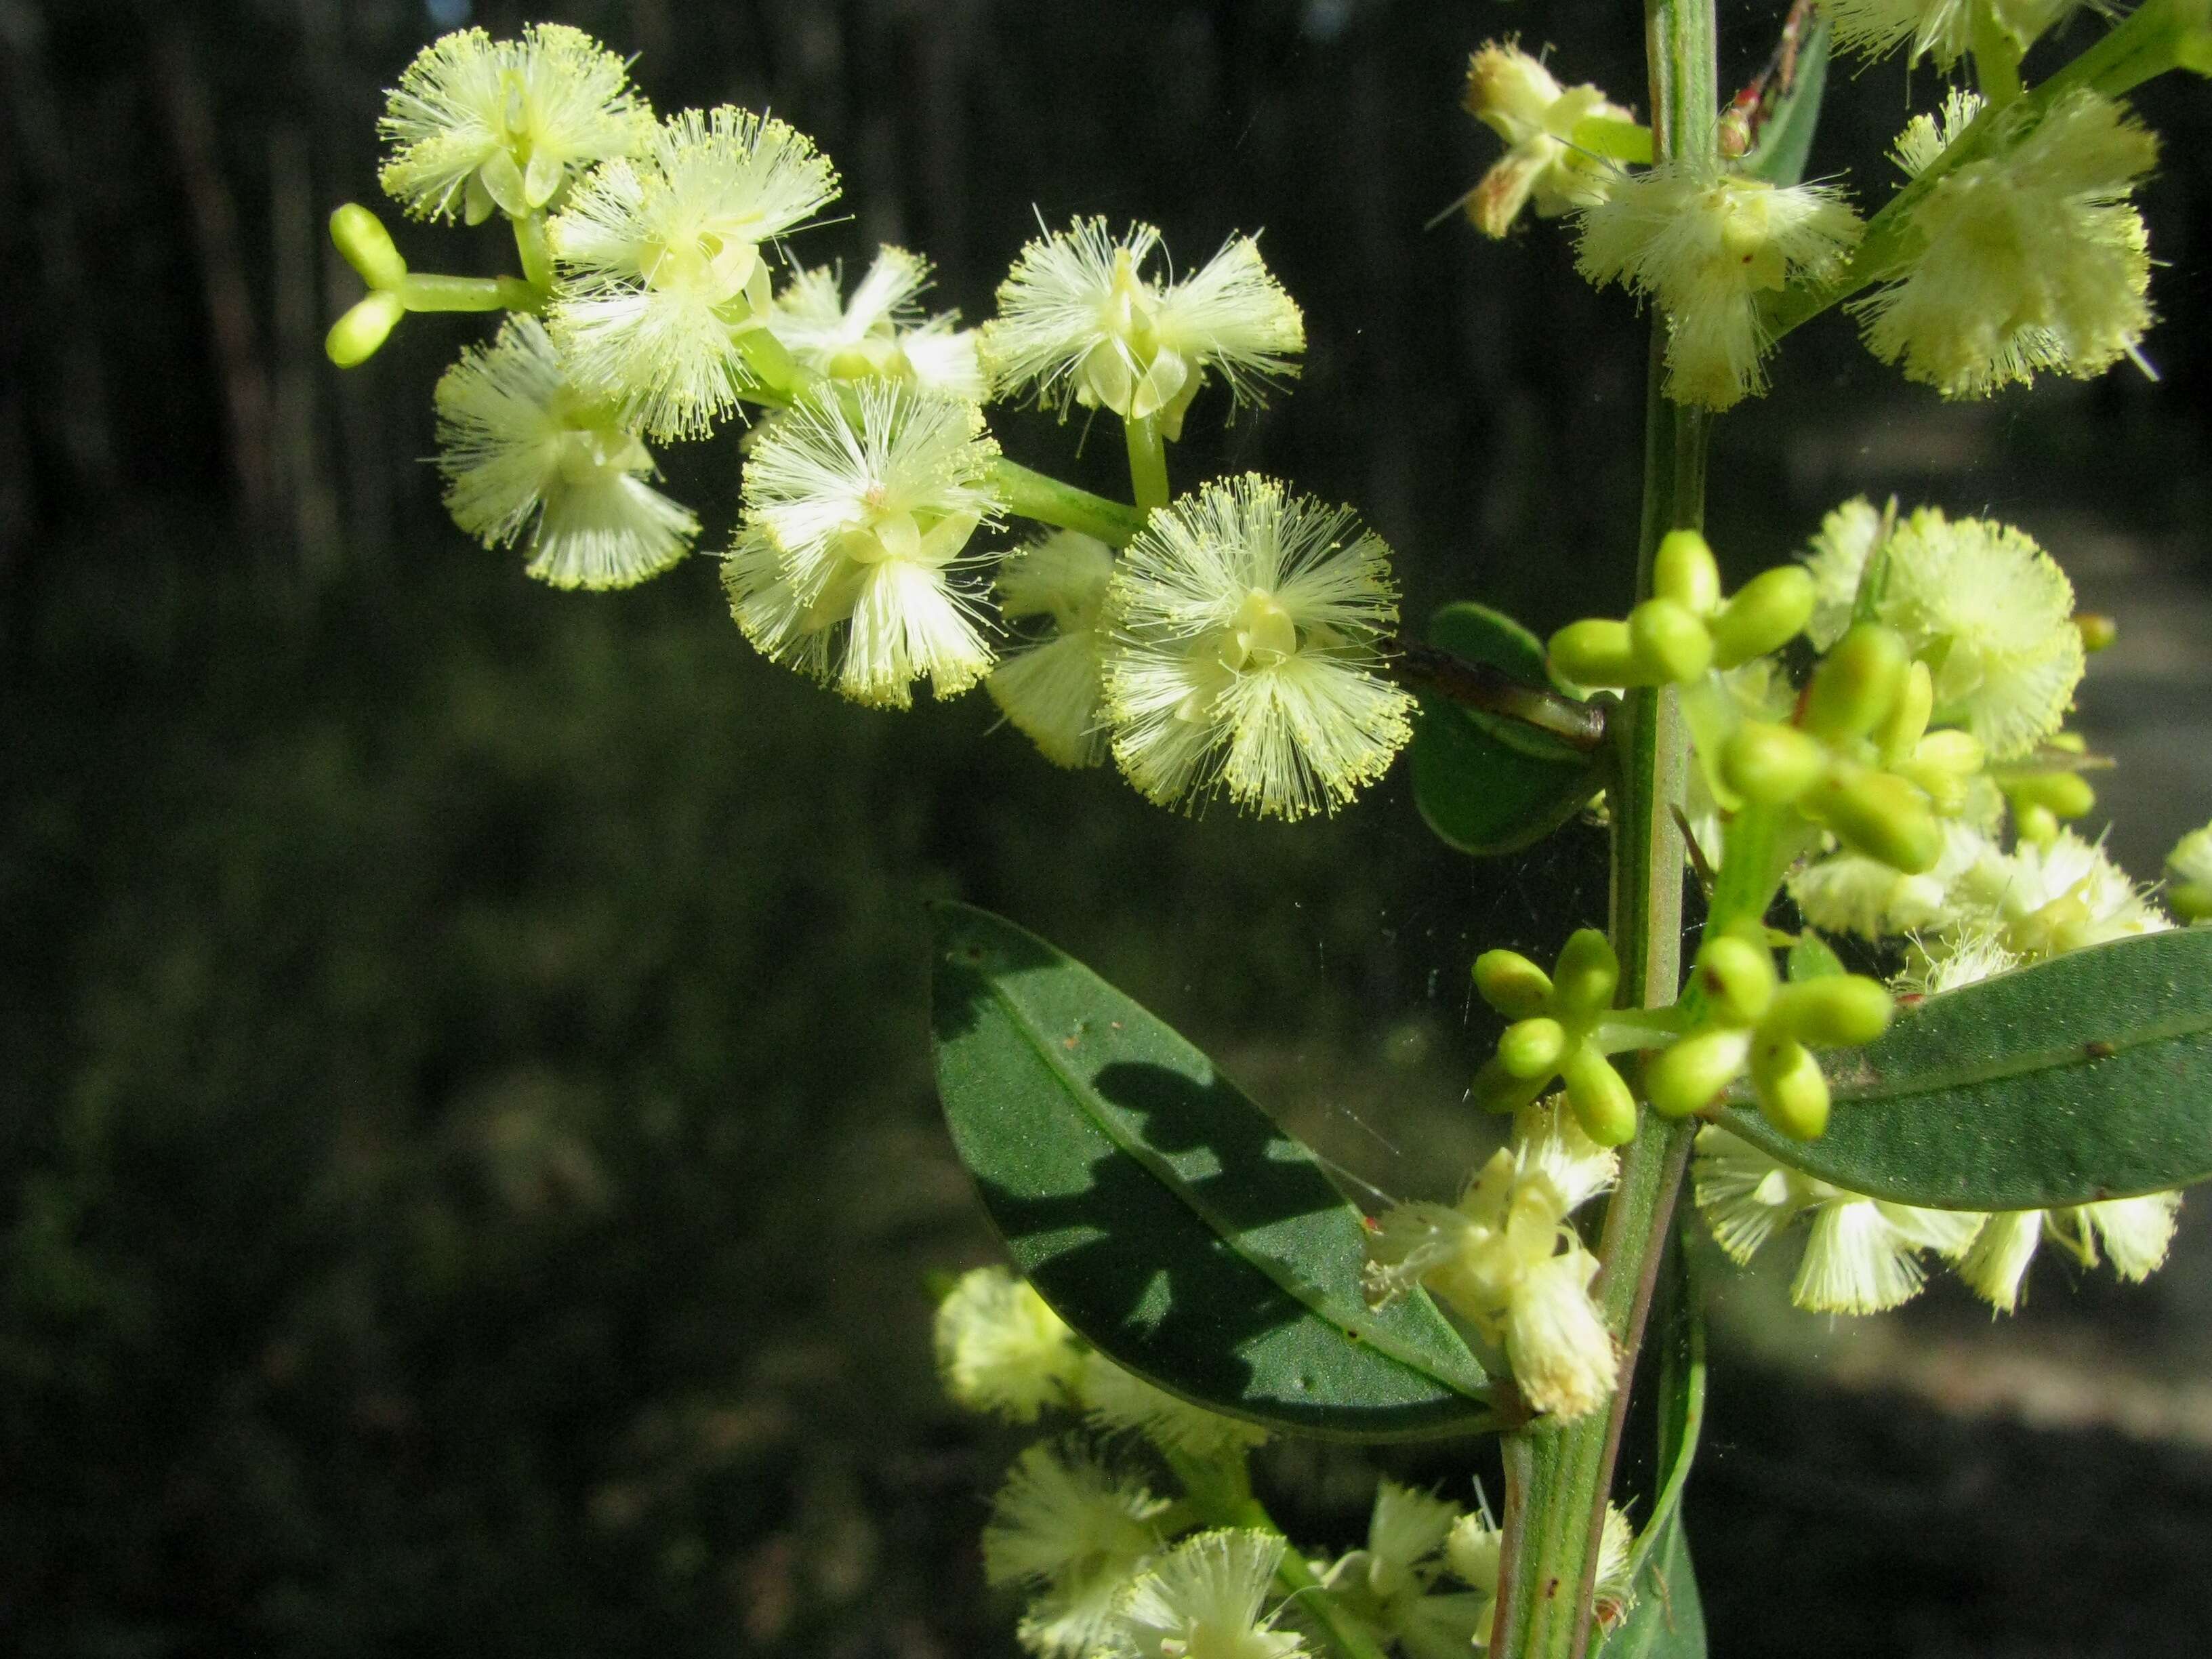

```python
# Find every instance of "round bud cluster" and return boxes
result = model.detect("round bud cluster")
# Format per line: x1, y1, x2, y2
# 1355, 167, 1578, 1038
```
1547, 530, 1817, 690
1471, 930, 1639, 1145
1721, 623, 1986, 875
1645, 932, 1894, 1138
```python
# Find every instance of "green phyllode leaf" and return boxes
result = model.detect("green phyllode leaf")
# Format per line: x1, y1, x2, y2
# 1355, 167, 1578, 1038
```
1721, 928, 2212, 1209
928, 901, 1496, 1439
1744, 17, 1832, 190
1411, 602, 1603, 857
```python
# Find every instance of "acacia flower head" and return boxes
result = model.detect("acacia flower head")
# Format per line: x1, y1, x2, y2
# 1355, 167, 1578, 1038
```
1856, 89, 2156, 398
1103, 475, 1412, 820
983, 219, 1305, 436
986, 1440, 1172, 1659
1952, 828, 2171, 958
1824, 0, 2087, 69
433, 316, 697, 590
1960, 1193, 2184, 1313
1462, 41, 1636, 237
933, 1265, 1086, 1422
1108, 1530, 1307, 1659
378, 24, 655, 224
550, 106, 840, 439
772, 246, 987, 401
1577, 163, 1862, 409
723, 383, 1002, 708
988, 531, 1118, 768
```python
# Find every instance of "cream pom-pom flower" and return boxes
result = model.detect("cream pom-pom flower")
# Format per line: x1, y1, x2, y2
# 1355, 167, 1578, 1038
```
378, 24, 655, 224
987, 532, 1119, 768
549, 106, 840, 439
722, 383, 1002, 708
1102, 474, 1412, 819
983, 218, 1305, 436
432, 316, 698, 590
771, 245, 987, 402
1577, 163, 1862, 409
1824, 0, 2086, 68
985, 1440, 1173, 1659
933, 1265, 1086, 1422
1856, 89, 2156, 398
1107, 1530, 1308, 1659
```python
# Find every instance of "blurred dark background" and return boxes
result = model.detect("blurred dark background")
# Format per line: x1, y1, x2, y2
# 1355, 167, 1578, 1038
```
4, 1, 2211, 1654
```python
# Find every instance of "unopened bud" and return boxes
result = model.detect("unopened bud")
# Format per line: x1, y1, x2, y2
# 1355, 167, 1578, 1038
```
1550, 618, 1640, 688
1751, 1036, 1830, 1140
1563, 1044, 1638, 1147
2006, 770, 2097, 819
1475, 949, 1553, 1018
1709, 567, 1816, 669
1767, 976, 1893, 1047
1811, 764, 1942, 874
1723, 721, 1826, 806
1474, 1055, 1550, 1115
330, 203, 407, 291
1629, 597, 1714, 682
1695, 935, 1778, 1025
1874, 661, 1935, 764
1804, 624, 1910, 742
325, 290, 406, 367
1652, 529, 1721, 615
2169, 882, 2212, 924
1551, 928, 1620, 1020
1644, 1028, 1750, 1118
2016, 802, 2060, 846
2076, 613, 2118, 653
1498, 1017, 1570, 1080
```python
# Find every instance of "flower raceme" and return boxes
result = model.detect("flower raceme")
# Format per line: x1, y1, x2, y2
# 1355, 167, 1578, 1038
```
1102, 475, 1414, 821
549, 106, 840, 440
983, 218, 1305, 437
723, 383, 1002, 709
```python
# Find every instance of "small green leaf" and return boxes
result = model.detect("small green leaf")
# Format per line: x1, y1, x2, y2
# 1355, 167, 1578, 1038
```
1786, 932, 1846, 982
928, 901, 1496, 1439
1411, 603, 1603, 857
1722, 928, 2212, 1208
1745, 18, 1832, 188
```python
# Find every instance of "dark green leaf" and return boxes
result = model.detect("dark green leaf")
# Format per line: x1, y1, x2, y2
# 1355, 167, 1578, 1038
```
1786, 932, 1846, 982
1745, 18, 1831, 188
928, 901, 1496, 1440
1411, 604, 1603, 857
1722, 928, 2212, 1208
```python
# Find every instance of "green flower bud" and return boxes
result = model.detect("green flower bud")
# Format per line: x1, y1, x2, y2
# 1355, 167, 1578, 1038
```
1563, 1044, 1638, 1147
2076, 613, 2118, 653
1652, 529, 1721, 615
1694, 935, 1778, 1025
1751, 1036, 1830, 1140
1473, 1055, 1550, 1115
1498, 1017, 1570, 1080
2005, 770, 2097, 819
1628, 596, 1714, 683
2016, 802, 2060, 846
1708, 566, 1816, 669
1722, 721, 1826, 806
2169, 881, 2212, 924
1874, 661, 1935, 765
1474, 949, 1553, 1018
1644, 1028, 1750, 1118
1767, 976, 1893, 1047
330, 203, 407, 291
325, 290, 407, 367
1551, 928, 1621, 1021
1549, 618, 1640, 687
1804, 623, 1909, 743
1809, 764, 1942, 874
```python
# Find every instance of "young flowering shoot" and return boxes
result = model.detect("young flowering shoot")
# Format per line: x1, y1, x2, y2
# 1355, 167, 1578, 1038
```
1856, 89, 2157, 399
1076, 1351, 1270, 1460
1101, 475, 1412, 821
1824, 0, 2085, 68
933, 1265, 1086, 1422
1950, 828, 2171, 960
2167, 821, 2212, 922
1320, 1483, 1491, 1659
1547, 529, 1819, 693
985, 1439, 1174, 1659
1461, 41, 1641, 238
1365, 1103, 1620, 1421
988, 532, 1117, 768
771, 246, 987, 401
378, 24, 655, 224
1107, 1530, 1308, 1659
549, 106, 840, 439
1469, 930, 1641, 1145
1645, 930, 1896, 1139
1576, 163, 1862, 409
432, 316, 699, 590
1693, 1127, 1986, 1313
982, 219, 1305, 438
724, 384, 1002, 709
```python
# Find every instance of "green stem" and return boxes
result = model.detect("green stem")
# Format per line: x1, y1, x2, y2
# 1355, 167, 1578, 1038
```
512, 211, 554, 296
1972, 3, 2027, 106
1124, 414, 1171, 514
1386, 640, 1610, 752
991, 459, 1149, 546
1490, 0, 1716, 1651
399, 272, 537, 312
